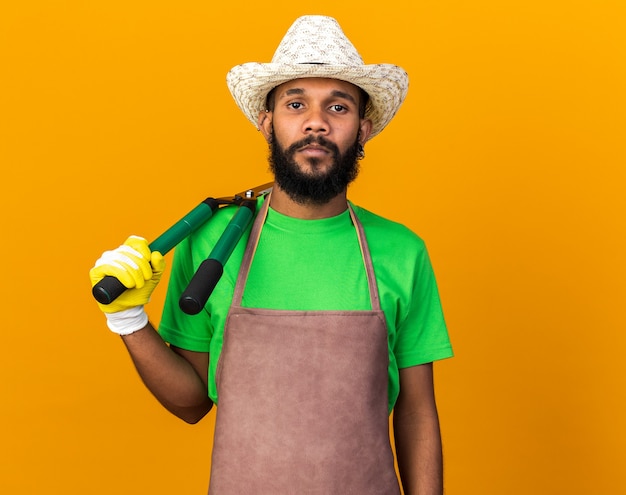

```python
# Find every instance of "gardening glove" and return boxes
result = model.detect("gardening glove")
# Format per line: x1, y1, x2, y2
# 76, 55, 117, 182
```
90, 236, 165, 335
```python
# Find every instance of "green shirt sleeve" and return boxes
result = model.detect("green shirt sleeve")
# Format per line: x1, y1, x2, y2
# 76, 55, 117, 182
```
393, 243, 453, 368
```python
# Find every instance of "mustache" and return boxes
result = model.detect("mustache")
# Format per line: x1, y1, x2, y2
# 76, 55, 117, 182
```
285, 135, 340, 155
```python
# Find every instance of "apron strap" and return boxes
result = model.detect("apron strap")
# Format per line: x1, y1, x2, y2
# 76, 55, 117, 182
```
348, 202, 382, 312
232, 195, 382, 311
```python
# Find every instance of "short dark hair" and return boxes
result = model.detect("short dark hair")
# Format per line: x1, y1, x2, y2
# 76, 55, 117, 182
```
265, 83, 370, 118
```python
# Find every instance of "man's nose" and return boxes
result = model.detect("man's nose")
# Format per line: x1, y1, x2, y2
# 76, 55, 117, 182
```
303, 107, 329, 134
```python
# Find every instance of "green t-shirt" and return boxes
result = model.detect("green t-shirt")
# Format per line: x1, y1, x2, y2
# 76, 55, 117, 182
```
158, 198, 453, 413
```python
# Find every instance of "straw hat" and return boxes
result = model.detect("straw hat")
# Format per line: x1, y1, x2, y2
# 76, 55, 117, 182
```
226, 15, 409, 139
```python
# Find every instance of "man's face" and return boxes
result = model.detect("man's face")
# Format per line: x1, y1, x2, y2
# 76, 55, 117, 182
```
259, 78, 372, 205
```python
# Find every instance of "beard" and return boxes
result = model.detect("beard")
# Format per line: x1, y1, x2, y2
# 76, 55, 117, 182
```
268, 132, 361, 206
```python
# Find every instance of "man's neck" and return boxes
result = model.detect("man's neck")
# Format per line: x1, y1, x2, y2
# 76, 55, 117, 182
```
269, 184, 348, 220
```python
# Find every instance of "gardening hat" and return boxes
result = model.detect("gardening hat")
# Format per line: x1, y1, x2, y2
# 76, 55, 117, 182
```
226, 15, 409, 139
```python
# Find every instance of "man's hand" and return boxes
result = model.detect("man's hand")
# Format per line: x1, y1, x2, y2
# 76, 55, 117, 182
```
90, 236, 165, 335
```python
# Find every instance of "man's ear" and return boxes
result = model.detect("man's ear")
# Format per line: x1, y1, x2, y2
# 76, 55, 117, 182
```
258, 111, 273, 142
359, 118, 373, 144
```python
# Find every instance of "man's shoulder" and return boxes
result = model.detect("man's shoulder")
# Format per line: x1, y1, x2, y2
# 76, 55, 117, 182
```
350, 203, 426, 250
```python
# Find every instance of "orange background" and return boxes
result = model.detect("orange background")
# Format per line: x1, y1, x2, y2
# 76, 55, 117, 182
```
1, 1, 624, 494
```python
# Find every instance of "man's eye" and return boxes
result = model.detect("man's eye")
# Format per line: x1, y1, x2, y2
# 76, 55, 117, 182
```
288, 102, 302, 109
331, 105, 346, 112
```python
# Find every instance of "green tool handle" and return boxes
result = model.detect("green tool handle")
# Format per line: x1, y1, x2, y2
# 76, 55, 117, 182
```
92, 198, 219, 305
150, 198, 219, 254
178, 200, 256, 315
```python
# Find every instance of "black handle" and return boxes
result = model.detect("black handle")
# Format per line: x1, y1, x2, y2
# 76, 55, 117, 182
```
92, 275, 127, 305
178, 258, 224, 315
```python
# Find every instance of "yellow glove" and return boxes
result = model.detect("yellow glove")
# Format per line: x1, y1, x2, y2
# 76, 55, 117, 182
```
90, 236, 165, 334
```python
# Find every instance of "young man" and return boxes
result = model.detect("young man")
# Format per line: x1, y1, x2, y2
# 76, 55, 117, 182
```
90, 15, 453, 495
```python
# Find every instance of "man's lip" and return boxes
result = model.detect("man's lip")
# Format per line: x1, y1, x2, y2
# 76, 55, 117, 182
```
298, 144, 330, 153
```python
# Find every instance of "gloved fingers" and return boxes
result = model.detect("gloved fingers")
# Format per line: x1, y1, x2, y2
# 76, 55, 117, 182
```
90, 250, 143, 289
150, 250, 166, 277
116, 245, 153, 283
90, 241, 152, 289
90, 236, 166, 318
122, 236, 154, 281
124, 236, 151, 259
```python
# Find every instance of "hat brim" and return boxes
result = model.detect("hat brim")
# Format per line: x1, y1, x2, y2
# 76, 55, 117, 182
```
226, 63, 409, 139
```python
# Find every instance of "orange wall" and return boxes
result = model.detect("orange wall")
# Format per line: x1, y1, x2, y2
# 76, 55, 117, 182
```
1, 2, 624, 494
